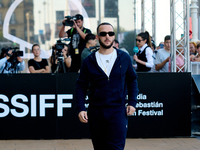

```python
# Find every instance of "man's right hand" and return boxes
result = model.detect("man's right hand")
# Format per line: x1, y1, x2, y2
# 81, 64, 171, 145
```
72, 20, 78, 29
62, 19, 66, 26
78, 111, 88, 123
166, 56, 170, 62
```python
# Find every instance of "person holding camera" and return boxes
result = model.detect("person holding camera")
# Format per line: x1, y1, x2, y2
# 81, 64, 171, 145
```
50, 43, 71, 73
0, 47, 25, 73
59, 14, 91, 72
28, 44, 50, 73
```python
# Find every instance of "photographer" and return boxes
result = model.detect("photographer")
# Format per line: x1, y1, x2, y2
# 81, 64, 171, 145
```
50, 43, 71, 73
59, 14, 91, 72
28, 44, 50, 73
0, 47, 25, 73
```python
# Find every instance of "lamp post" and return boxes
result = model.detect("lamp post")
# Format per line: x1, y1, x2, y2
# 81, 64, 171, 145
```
190, 0, 199, 42
51, 0, 54, 46
134, 0, 136, 47
98, 0, 101, 25
38, 10, 41, 30
43, 1, 46, 50
26, 12, 30, 56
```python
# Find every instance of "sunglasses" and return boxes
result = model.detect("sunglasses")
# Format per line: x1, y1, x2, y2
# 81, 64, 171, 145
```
136, 39, 144, 42
98, 32, 115, 37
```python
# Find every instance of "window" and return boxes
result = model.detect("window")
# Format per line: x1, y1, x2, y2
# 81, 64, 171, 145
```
105, 0, 118, 18
0, 0, 3, 7
0, 13, 2, 25
10, 29, 16, 36
10, 13, 16, 24
56, 11, 64, 25
82, 0, 96, 17
9, 0, 15, 6
0, 29, 3, 41
24, 0, 33, 7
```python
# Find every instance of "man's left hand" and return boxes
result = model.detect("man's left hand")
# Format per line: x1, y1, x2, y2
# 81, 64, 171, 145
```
72, 20, 78, 29
17, 57, 23, 63
126, 105, 136, 116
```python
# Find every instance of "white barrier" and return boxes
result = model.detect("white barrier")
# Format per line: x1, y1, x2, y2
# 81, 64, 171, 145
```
191, 62, 200, 74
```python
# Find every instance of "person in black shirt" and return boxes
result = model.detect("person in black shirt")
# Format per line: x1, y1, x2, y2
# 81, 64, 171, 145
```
59, 14, 91, 72
28, 44, 50, 73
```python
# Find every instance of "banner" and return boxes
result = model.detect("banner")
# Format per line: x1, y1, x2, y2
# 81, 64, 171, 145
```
0, 73, 191, 139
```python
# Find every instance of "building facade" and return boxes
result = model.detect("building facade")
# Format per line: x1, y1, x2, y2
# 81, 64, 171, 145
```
0, 0, 34, 50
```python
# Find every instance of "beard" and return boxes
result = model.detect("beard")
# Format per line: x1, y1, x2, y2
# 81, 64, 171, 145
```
79, 25, 83, 29
99, 38, 114, 49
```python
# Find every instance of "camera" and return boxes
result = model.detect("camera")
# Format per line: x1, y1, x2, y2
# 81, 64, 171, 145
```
1, 47, 23, 70
52, 39, 67, 58
51, 39, 69, 73
3, 47, 23, 59
64, 15, 77, 27
14, 50, 23, 57
8, 47, 23, 64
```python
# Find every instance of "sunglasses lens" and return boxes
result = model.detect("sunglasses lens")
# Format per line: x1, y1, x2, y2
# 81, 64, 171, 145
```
108, 32, 115, 36
136, 39, 141, 42
99, 32, 107, 36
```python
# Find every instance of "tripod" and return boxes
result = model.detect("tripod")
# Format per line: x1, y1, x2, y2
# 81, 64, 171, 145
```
54, 57, 67, 73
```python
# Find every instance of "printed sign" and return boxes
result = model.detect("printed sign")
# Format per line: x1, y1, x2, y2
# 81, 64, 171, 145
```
0, 73, 191, 139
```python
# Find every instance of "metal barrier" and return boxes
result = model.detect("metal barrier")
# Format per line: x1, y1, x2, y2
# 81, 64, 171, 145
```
191, 62, 200, 74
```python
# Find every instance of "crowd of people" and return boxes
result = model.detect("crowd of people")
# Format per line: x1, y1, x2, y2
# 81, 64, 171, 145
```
0, 13, 198, 74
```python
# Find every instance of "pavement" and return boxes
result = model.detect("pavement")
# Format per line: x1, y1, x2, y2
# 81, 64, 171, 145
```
0, 137, 200, 150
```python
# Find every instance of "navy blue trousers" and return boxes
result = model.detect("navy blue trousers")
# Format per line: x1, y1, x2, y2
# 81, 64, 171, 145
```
88, 106, 128, 150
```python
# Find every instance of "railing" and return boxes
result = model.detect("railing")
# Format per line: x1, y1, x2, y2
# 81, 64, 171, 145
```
191, 62, 200, 74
